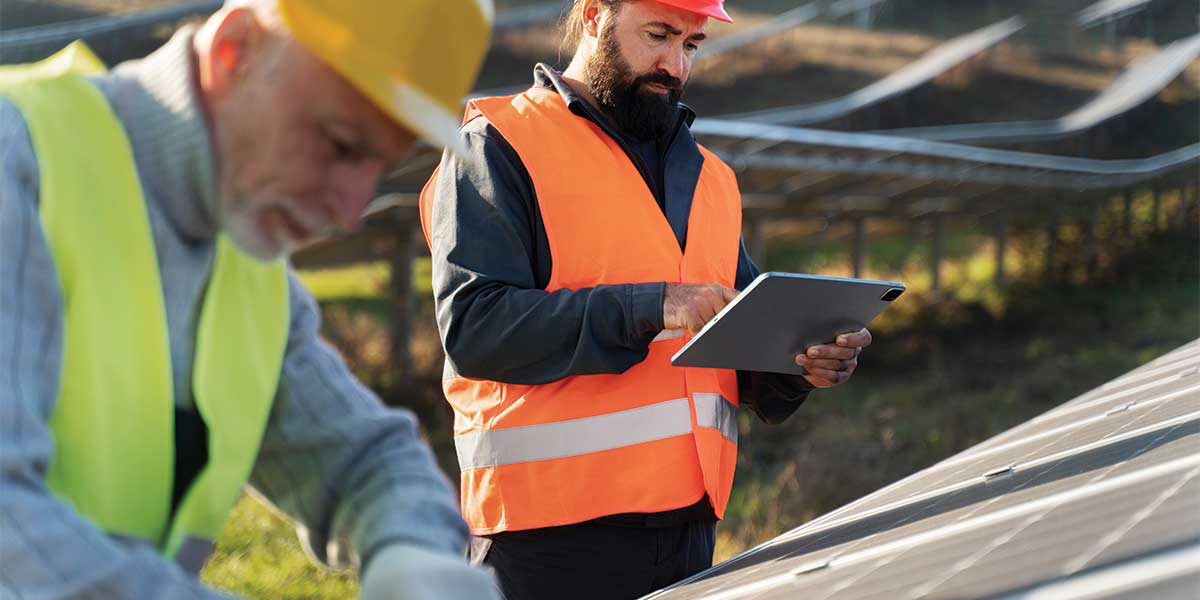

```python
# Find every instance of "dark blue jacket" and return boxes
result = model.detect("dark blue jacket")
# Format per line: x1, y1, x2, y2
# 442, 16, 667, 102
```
429, 65, 812, 430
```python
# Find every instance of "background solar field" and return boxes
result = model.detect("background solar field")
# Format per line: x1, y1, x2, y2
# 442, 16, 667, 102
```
645, 340, 1200, 600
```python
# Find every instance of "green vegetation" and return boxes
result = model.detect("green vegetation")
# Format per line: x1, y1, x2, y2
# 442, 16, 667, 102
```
296, 262, 391, 300
203, 494, 357, 599
295, 258, 434, 301
715, 226, 1199, 560
205, 217, 1197, 596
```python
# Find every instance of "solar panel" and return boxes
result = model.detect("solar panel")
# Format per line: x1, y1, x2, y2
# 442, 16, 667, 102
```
870, 32, 1200, 144
644, 340, 1200, 600
722, 17, 1025, 125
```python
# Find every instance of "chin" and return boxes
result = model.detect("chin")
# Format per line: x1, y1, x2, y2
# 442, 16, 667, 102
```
225, 217, 289, 262
233, 233, 287, 262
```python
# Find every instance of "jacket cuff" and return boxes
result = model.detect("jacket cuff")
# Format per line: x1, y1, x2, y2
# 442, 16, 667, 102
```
626, 282, 666, 346
737, 370, 814, 425
768, 371, 815, 401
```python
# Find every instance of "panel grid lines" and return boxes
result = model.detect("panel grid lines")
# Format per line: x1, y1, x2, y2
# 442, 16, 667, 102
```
647, 340, 1200, 600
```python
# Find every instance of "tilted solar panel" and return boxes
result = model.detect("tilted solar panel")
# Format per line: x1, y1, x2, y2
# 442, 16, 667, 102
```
645, 340, 1200, 600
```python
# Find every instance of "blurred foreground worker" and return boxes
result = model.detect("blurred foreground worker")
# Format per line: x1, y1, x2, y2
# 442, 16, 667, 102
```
420, 0, 874, 598
0, 1, 502, 598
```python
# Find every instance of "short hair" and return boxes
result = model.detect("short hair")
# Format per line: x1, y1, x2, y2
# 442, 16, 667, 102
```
560, 0, 626, 49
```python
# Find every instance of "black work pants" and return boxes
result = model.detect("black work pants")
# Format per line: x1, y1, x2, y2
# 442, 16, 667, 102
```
471, 519, 717, 600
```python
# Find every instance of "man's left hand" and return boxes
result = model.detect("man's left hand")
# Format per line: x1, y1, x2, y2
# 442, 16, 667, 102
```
794, 328, 872, 388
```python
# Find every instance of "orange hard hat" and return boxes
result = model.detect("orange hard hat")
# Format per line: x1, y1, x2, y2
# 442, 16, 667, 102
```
652, 0, 733, 22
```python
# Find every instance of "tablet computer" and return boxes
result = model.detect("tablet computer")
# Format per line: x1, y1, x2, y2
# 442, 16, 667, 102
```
670, 272, 905, 375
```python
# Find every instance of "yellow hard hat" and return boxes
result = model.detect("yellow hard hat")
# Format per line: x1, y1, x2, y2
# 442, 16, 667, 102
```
278, 0, 494, 154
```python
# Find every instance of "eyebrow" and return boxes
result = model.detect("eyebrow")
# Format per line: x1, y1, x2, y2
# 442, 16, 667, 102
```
646, 21, 707, 41
326, 119, 402, 168
329, 124, 376, 158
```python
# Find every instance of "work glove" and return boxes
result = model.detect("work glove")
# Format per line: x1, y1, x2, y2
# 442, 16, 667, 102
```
359, 543, 502, 600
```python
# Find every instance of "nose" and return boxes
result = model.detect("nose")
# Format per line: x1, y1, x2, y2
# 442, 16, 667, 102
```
657, 43, 690, 84
327, 160, 386, 232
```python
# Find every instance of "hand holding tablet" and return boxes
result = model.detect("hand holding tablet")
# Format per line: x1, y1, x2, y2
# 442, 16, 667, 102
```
668, 272, 905, 380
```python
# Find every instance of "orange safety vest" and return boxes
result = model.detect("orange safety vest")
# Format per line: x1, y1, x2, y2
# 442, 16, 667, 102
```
420, 86, 742, 535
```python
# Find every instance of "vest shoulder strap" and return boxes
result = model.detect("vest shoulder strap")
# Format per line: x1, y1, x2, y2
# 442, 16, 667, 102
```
5, 64, 178, 545
4, 43, 290, 555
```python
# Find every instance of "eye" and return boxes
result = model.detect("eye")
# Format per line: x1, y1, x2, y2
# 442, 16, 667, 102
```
325, 131, 362, 161
647, 31, 667, 42
330, 137, 354, 157
685, 41, 699, 52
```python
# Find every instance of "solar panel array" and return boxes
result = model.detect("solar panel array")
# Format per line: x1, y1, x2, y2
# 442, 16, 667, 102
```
872, 32, 1200, 144
644, 339, 1200, 600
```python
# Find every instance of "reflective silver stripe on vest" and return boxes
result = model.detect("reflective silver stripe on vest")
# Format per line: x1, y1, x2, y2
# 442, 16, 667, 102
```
652, 328, 685, 342
456, 397, 693, 470
694, 393, 738, 444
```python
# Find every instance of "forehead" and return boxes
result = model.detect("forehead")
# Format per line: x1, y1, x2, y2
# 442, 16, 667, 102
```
280, 41, 375, 117
276, 40, 415, 162
615, 0, 709, 34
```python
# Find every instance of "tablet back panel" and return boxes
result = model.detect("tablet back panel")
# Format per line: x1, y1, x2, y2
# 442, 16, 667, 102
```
671, 273, 904, 375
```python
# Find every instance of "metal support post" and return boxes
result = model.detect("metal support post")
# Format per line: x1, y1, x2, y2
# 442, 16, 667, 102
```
852, 217, 867, 278
390, 223, 423, 386
1122, 190, 1133, 238
1151, 187, 1161, 231
930, 214, 944, 300
1045, 213, 1058, 279
994, 210, 1007, 286
1084, 202, 1099, 279
746, 216, 769, 270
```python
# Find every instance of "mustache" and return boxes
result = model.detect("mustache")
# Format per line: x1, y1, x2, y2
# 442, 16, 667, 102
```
634, 71, 684, 93
262, 200, 337, 239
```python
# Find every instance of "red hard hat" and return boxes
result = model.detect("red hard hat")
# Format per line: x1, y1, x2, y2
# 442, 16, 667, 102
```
652, 0, 733, 23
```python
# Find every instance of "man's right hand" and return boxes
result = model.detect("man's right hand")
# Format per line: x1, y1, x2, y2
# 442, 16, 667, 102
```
360, 544, 501, 600
663, 283, 739, 335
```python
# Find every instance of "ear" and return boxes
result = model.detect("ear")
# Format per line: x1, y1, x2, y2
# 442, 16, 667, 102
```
582, 0, 604, 39
201, 7, 264, 98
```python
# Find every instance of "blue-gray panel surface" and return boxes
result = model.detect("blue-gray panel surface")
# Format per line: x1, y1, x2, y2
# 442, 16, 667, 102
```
645, 340, 1200, 600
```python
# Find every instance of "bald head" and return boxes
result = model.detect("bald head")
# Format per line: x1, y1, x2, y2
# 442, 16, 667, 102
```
192, 1, 417, 260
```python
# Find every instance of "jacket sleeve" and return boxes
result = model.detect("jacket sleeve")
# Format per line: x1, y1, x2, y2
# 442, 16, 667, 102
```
733, 237, 814, 424
0, 98, 234, 600
428, 120, 666, 385
247, 275, 469, 571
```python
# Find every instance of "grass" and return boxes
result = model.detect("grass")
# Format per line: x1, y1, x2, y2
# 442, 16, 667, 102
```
711, 226, 1200, 561
295, 262, 391, 300
204, 217, 1197, 596
202, 495, 357, 599
296, 258, 433, 301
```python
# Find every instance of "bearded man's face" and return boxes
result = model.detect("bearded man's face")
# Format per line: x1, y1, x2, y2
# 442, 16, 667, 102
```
583, 1, 708, 141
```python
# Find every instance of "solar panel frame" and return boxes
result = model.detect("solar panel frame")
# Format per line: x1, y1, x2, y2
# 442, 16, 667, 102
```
645, 340, 1200, 600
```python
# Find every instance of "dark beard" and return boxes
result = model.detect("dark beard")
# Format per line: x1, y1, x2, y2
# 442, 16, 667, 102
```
585, 20, 684, 142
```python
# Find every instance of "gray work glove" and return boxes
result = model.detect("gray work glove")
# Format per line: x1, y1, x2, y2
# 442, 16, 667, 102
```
359, 544, 502, 600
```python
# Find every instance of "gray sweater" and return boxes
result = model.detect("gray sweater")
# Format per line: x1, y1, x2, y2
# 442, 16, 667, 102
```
0, 29, 465, 598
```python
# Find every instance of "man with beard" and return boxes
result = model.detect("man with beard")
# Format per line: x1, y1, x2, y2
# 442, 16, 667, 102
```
0, 1, 501, 598
420, 1, 874, 598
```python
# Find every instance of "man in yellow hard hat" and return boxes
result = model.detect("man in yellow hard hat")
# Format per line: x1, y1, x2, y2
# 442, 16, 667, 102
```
419, 0, 873, 598
0, 1, 500, 598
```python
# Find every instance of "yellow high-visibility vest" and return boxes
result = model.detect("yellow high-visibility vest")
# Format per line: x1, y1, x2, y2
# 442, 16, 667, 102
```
1, 42, 290, 559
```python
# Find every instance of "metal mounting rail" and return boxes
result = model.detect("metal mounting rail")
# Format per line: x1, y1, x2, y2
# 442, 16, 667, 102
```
722, 17, 1025, 125
693, 118, 1200, 179
1077, 0, 1153, 29
0, 0, 563, 64
870, 32, 1200, 144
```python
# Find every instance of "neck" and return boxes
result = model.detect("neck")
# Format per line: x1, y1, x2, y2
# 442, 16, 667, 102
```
104, 26, 221, 241
562, 50, 598, 110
